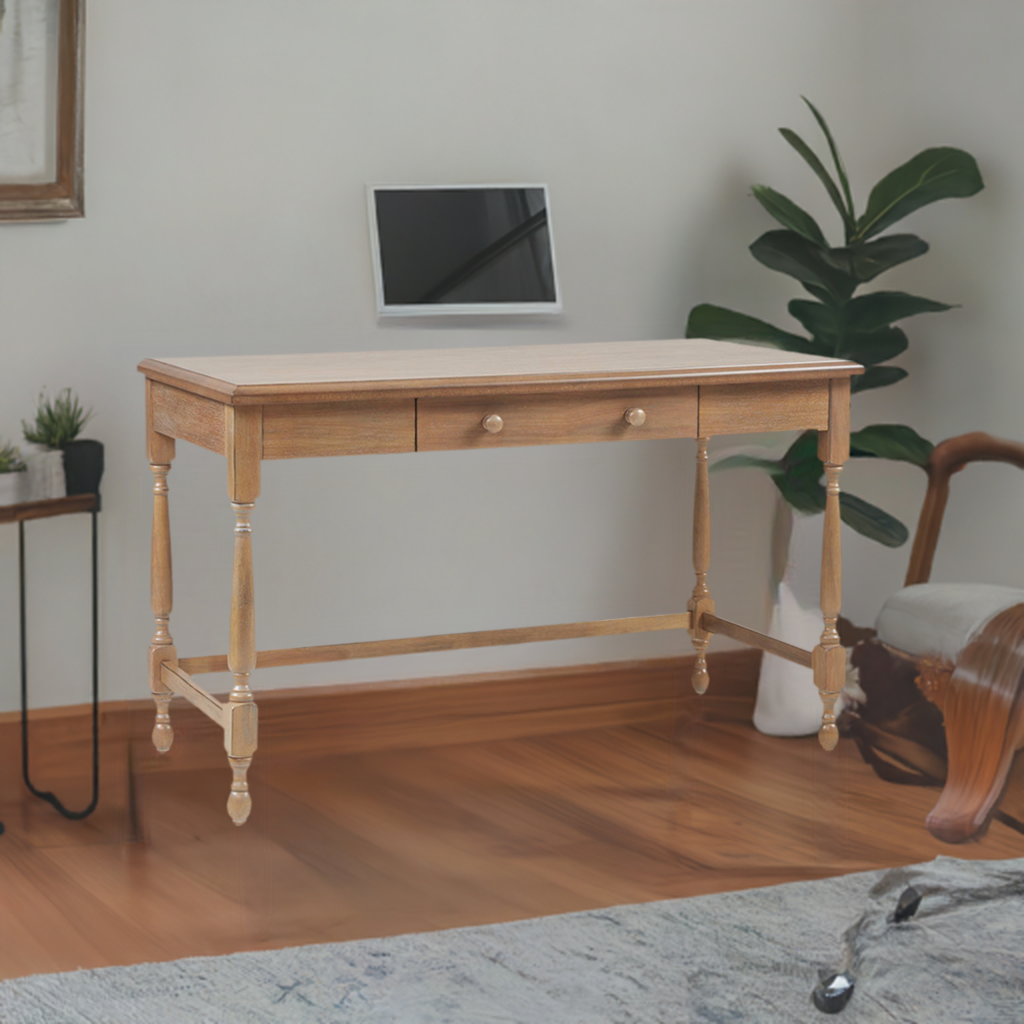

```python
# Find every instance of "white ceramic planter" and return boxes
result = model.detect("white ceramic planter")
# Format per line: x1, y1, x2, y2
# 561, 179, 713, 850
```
752, 496, 848, 737
0, 470, 27, 507
23, 443, 66, 501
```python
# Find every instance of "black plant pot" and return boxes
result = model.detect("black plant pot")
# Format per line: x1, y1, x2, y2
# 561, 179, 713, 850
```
62, 439, 104, 496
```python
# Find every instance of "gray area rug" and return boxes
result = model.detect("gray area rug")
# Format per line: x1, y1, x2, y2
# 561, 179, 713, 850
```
2, 855, 1022, 1023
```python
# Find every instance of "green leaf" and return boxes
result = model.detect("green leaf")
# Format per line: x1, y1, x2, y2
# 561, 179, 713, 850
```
685, 303, 820, 353
780, 431, 823, 476
711, 454, 784, 474
751, 185, 828, 246
855, 147, 984, 242
851, 366, 908, 393
802, 97, 855, 226
749, 230, 856, 301
800, 282, 842, 307
788, 299, 839, 343
839, 492, 909, 547
845, 290, 953, 333
842, 234, 929, 282
849, 424, 933, 466
780, 127, 856, 239
772, 472, 827, 515
838, 326, 908, 365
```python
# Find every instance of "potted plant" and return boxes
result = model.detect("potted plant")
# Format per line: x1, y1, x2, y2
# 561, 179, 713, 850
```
22, 388, 103, 497
686, 99, 984, 735
0, 440, 28, 507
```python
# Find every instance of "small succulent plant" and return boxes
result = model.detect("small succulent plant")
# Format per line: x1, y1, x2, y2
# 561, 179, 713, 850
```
0, 440, 27, 473
22, 388, 93, 449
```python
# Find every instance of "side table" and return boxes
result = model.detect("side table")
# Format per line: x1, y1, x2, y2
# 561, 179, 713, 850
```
0, 493, 100, 834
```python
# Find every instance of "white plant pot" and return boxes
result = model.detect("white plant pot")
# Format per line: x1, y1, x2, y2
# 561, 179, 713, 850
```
752, 496, 847, 737
0, 471, 27, 507
23, 443, 66, 501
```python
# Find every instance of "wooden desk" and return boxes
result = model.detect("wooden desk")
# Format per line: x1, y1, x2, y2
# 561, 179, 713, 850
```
139, 340, 862, 825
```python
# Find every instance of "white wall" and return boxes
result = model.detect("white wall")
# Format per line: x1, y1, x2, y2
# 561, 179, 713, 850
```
0, 1, 1019, 713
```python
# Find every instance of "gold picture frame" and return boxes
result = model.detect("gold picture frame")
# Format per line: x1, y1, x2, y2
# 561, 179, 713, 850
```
0, 0, 84, 221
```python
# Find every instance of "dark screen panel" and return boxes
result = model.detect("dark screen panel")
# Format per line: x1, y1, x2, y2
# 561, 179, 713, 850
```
374, 187, 558, 308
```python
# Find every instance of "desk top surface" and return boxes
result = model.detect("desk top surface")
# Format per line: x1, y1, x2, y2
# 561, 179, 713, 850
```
139, 339, 862, 404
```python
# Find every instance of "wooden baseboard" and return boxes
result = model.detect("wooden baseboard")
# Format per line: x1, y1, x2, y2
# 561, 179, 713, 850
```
0, 650, 760, 780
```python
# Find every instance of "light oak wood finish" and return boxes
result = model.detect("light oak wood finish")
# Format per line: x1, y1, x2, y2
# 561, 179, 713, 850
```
148, 464, 176, 755
3, 651, 1022, 983
226, 406, 261, 505
138, 340, 862, 405
150, 381, 227, 456
160, 663, 226, 727
417, 389, 697, 451
687, 438, 714, 694
226, 502, 257, 826
701, 614, 813, 668
139, 340, 862, 823
178, 614, 692, 676
262, 401, 415, 459
812, 379, 852, 750
698, 379, 829, 436
222, 407, 262, 824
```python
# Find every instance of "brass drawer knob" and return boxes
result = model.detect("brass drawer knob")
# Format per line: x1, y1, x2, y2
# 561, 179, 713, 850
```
481, 414, 504, 434
624, 407, 646, 427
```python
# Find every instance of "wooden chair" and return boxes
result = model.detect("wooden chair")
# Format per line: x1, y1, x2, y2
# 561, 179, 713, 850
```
845, 432, 1024, 843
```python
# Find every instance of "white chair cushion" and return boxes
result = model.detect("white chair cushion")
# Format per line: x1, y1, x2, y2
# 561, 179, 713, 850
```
875, 583, 1024, 661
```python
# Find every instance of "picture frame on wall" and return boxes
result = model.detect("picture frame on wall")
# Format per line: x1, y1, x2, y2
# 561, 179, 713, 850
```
0, 0, 84, 221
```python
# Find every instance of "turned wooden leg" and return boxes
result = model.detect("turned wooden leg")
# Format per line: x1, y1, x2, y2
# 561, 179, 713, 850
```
148, 462, 176, 753
225, 501, 258, 825
688, 437, 715, 694
814, 379, 850, 751
813, 462, 846, 750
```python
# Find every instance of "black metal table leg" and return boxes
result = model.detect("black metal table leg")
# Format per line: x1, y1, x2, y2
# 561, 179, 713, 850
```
17, 508, 100, 820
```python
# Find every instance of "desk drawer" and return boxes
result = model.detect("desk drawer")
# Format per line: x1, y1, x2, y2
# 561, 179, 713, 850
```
417, 389, 697, 451
263, 401, 415, 458
698, 380, 829, 436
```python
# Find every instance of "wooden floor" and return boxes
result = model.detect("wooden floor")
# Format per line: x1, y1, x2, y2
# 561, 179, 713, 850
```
1, 691, 1022, 981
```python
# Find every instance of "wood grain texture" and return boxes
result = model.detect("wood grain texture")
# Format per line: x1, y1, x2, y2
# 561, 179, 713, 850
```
137, 340, 862, 405
178, 613, 692, 676
813, 463, 845, 751
688, 438, 714, 694
145, 379, 175, 465
151, 382, 227, 456
226, 501, 258, 824
417, 389, 697, 451
0, 0, 84, 221
698, 380, 830, 436
904, 432, 1024, 587
3, 647, 1022, 983
1, 652, 759, 781
262, 401, 415, 459
702, 614, 813, 668
149, 462, 176, 754
226, 407, 262, 503
0, 493, 97, 524
160, 663, 225, 727
818, 377, 851, 465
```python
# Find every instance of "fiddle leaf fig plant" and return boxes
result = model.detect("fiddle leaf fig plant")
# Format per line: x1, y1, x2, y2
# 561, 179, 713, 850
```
686, 98, 983, 546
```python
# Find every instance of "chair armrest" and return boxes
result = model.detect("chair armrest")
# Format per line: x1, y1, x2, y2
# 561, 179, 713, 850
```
905, 432, 1024, 587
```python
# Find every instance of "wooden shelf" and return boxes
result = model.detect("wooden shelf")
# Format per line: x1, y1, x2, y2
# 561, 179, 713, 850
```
0, 493, 98, 525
